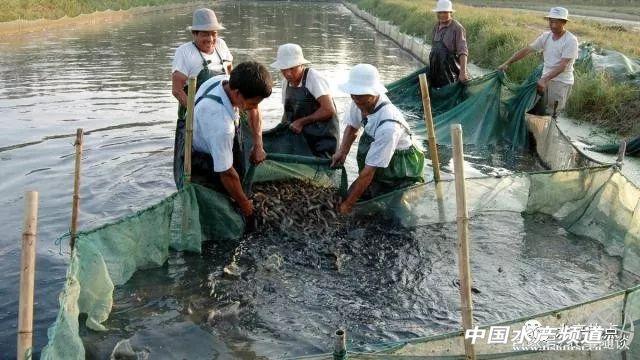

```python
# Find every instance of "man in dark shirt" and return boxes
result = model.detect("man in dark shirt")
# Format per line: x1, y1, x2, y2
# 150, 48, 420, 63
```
428, 0, 469, 88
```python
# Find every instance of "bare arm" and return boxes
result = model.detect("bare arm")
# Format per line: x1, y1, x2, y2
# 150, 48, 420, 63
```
458, 54, 469, 82
219, 167, 253, 216
289, 95, 336, 133
537, 58, 572, 92
331, 125, 359, 167
247, 108, 266, 164
498, 47, 534, 71
339, 165, 377, 214
172, 71, 188, 106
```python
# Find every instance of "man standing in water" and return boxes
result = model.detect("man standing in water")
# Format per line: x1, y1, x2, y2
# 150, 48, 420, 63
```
190, 61, 273, 218
172, 8, 266, 189
428, 0, 469, 88
331, 64, 425, 214
498, 7, 579, 115
271, 43, 340, 158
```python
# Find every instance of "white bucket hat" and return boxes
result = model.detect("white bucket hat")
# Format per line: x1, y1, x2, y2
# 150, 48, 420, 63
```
339, 64, 388, 96
270, 44, 311, 70
432, 0, 455, 13
187, 8, 225, 32
544, 7, 569, 21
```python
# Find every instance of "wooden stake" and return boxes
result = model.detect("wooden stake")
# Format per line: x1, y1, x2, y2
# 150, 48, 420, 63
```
184, 77, 197, 184
70, 128, 83, 251
451, 124, 475, 360
18, 191, 38, 360
419, 73, 441, 182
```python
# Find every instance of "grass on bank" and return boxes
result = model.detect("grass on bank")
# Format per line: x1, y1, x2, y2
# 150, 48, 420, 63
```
460, 0, 640, 20
353, 0, 640, 135
0, 0, 178, 22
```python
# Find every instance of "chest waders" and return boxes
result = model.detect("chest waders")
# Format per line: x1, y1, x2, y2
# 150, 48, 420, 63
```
175, 80, 245, 192
283, 68, 340, 158
173, 43, 227, 189
356, 102, 425, 198
428, 25, 461, 88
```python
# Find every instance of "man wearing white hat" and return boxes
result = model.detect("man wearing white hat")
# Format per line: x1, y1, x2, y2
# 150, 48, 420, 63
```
498, 7, 579, 115
331, 64, 425, 214
428, 0, 469, 88
271, 43, 339, 158
172, 8, 266, 189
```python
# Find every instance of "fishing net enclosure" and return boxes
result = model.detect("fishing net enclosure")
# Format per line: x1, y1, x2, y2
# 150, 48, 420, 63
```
41, 63, 640, 359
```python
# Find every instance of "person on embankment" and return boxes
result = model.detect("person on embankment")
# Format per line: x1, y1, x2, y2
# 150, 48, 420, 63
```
498, 7, 579, 116
428, 0, 470, 88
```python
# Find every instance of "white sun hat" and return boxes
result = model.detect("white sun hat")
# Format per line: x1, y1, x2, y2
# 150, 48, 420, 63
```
270, 44, 311, 70
432, 0, 455, 13
338, 64, 388, 96
187, 8, 225, 32
544, 7, 569, 21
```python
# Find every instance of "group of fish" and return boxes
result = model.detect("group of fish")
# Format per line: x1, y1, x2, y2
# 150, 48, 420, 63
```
222, 179, 348, 279
250, 179, 346, 238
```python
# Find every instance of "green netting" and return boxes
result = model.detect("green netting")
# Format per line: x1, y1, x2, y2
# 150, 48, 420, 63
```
386, 67, 540, 150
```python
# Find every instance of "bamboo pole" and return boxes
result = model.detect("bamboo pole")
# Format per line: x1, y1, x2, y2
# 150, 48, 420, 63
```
18, 191, 38, 360
70, 128, 83, 251
451, 124, 475, 360
184, 77, 197, 184
419, 73, 441, 182
333, 329, 347, 360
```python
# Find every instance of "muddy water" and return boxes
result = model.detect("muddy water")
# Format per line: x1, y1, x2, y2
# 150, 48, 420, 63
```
0, 0, 630, 358
83, 210, 637, 358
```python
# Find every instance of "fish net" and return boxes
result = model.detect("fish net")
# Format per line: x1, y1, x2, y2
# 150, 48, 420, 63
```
41, 63, 640, 359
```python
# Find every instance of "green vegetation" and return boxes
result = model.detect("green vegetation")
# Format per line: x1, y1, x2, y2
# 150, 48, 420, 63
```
0, 0, 179, 22
353, 0, 640, 135
461, 0, 640, 21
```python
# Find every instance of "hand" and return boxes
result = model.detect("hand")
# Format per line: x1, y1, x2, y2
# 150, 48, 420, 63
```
331, 151, 347, 168
458, 72, 469, 83
250, 144, 266, 165
289, 119, 305, 134
238, 199, 254, 217
337, 200, 352, 215
497, 63, 508, 72
536, 79, 548, 93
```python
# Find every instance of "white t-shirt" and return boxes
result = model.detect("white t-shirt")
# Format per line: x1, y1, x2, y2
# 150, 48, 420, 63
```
172, 38, 233, 78
530, 31, 579, 85
280, 68, 332, 104
192, 75, 239, 173
343, 94, 414, 168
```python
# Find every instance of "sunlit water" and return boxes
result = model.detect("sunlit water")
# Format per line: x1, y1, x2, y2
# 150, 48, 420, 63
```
0, 1, 633, 357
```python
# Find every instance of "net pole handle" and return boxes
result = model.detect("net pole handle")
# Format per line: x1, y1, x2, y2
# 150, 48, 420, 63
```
184, 77, 197, 184
419, 74, 441, 182
616, 140, 627, 169
70, 128, 83, 251
18, 191, 38, 360
451, 124, 476, 360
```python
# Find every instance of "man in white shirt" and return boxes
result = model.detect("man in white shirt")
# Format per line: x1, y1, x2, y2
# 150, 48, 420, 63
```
172, 8, 266, 189
270, 43, 339, 157
331, 64, 425, 214
189, 61, 273, 218
498, 7, 579, 115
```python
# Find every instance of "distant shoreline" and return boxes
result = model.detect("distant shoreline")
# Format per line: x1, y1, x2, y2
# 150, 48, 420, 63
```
0, 1, 208, 38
